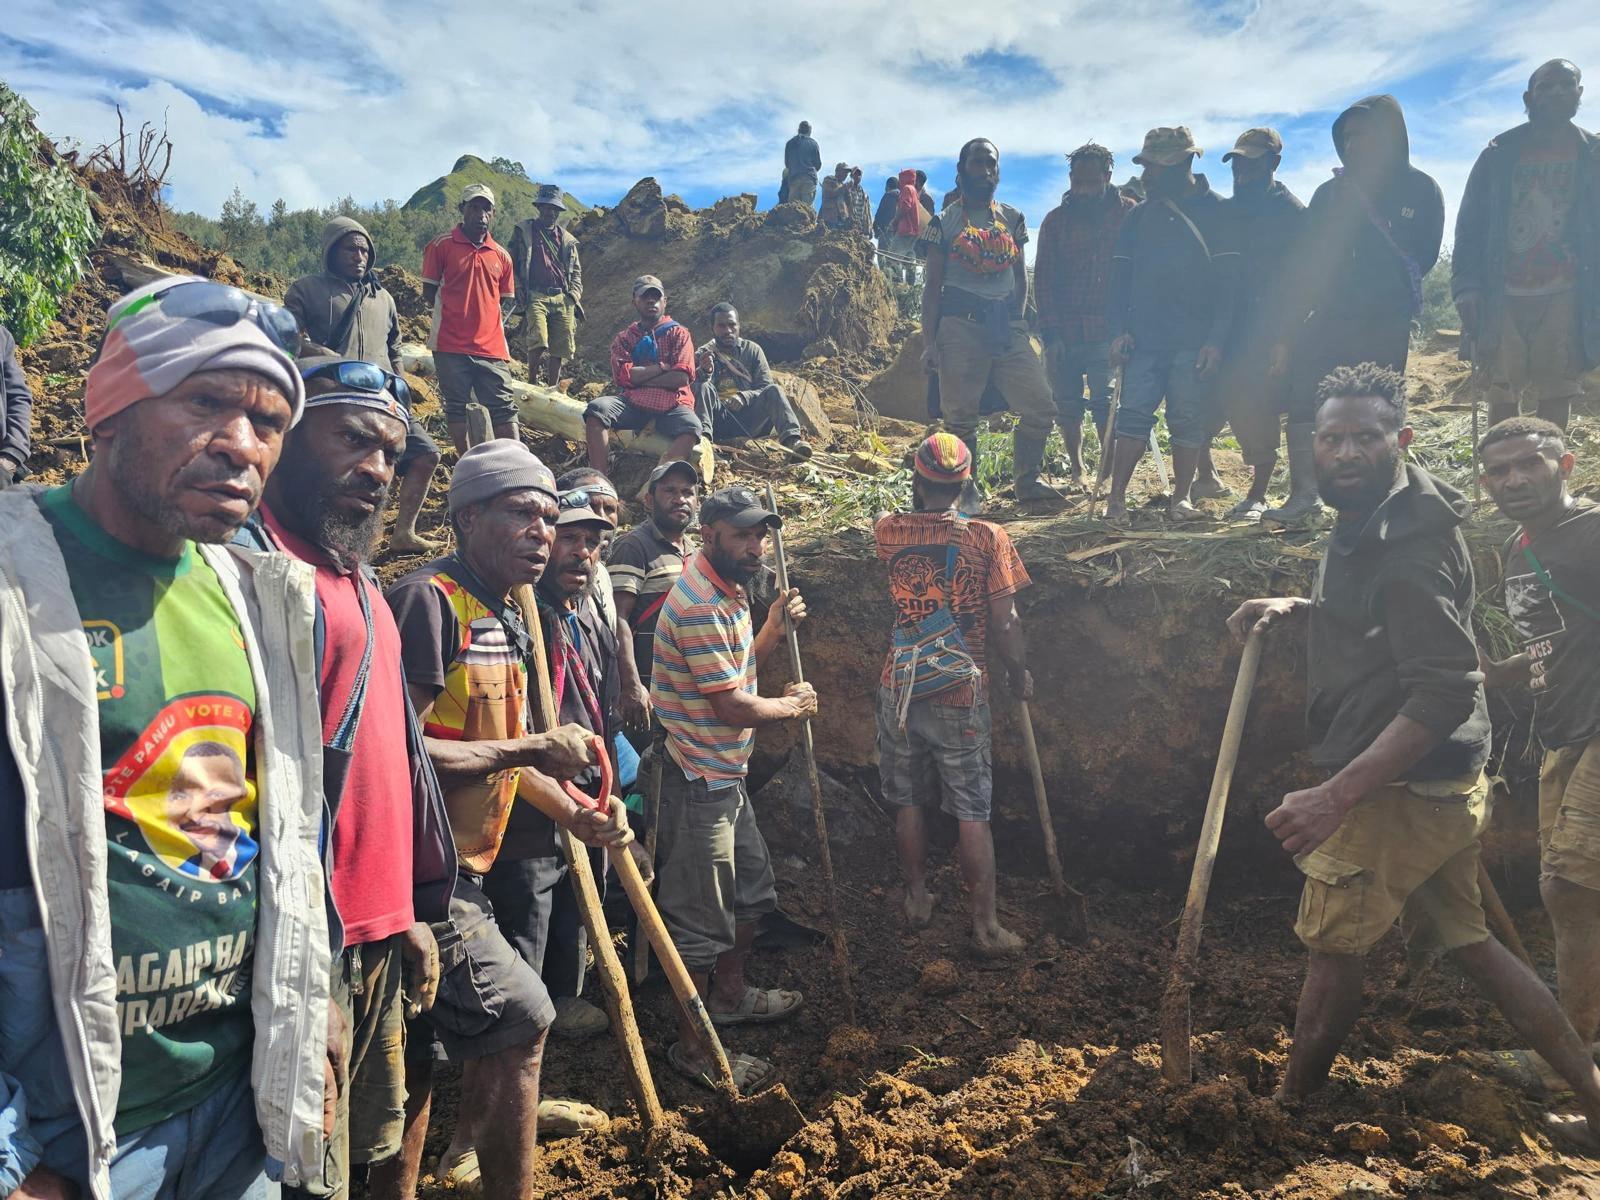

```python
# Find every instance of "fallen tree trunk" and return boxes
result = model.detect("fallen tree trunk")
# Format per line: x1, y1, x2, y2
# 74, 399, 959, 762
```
398, 343, 714, 482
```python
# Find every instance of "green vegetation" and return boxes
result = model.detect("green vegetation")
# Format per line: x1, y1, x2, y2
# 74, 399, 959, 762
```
1418, 254, 1459, 340
169, 154, 588, 282
0, 82, 97, 345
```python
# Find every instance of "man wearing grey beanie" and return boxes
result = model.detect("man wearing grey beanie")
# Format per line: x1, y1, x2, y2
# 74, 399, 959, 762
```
379, 440, 630, 1195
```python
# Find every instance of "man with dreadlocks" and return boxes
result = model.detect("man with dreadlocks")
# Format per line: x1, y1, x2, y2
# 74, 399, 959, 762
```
1035, 142, 1137, 486
920, 139, 1064, 511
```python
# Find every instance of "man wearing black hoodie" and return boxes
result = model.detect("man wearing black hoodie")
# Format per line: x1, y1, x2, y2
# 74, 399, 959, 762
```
1455, 60, 1598, 432
285, 216, 441, 554
1268, 97, 1444, 523
1229, 365, 1600, 1144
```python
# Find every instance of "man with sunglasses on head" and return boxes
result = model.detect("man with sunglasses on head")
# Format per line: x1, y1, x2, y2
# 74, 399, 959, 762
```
0, 276, 330, 1200
286, 217, 442, 555
234, 357, 454, 1200
422, 184, 518, 457
379, 442, 630, 1198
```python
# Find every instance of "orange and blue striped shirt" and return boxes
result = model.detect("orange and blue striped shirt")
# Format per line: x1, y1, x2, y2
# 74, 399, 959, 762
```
651, 551, 756, 781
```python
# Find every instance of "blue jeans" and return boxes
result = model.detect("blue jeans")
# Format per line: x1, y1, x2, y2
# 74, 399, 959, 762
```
1117, 347, 1215, 448
0, 888, 266, 1200
1045, 339, 1114, 428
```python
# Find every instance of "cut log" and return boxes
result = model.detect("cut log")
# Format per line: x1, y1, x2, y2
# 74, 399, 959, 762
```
398, 343, 715, 483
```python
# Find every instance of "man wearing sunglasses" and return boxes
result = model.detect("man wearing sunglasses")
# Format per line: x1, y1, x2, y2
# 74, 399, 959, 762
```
235, 358, 454, 1200
285, 218, 442, 555
0, 277, 330, 1200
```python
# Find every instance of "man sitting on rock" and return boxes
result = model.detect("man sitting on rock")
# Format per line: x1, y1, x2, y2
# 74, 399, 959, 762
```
693, 303, 812, 458
583, 275, 703, 477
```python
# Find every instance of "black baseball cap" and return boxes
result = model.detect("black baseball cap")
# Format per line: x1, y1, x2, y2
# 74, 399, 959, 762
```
700, 486, 782, 529
646, 459, 700, 490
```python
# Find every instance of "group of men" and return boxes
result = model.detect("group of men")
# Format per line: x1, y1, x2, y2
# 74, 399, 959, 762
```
923, 58, 1597, 525
3, 60, 1600, 1200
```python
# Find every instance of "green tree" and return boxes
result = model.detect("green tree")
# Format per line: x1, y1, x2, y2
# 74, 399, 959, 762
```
0, 82, 97, 345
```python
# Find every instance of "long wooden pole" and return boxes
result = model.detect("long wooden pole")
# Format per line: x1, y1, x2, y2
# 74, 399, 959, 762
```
1018, 700, 1087, 938
764, 484, 858, 1025
1159, 628, 1265, 1084
463, 406, 664, 1131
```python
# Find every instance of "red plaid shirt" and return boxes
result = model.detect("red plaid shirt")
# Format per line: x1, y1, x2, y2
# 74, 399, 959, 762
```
1034, 190, 1136, 345
609, 318, 697, 412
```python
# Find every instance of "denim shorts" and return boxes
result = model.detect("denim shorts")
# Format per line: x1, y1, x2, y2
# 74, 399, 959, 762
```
875, 687, 993, 823
1116, 346, 1216, 448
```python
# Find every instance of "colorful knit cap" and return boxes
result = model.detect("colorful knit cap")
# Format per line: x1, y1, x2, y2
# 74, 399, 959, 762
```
915, 432, 972, 483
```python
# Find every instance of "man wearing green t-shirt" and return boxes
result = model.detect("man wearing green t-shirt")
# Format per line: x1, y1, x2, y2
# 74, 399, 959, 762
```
0, 277, 331, 1200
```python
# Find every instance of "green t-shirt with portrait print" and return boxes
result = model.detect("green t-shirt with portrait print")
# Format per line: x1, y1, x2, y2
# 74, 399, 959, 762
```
38, 485, 260, 1134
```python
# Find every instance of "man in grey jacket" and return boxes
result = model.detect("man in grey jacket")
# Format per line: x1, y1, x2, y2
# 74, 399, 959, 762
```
285, 217, 440, 554
0, 276, 330, 1199
1454, 59, 1599, 432
0, 321, 33, 487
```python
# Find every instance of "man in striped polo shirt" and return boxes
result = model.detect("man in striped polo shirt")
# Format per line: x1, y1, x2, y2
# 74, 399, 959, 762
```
651, 487, 815, 1094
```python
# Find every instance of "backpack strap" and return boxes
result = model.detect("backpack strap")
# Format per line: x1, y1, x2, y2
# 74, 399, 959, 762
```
1161, 198, 1212, 260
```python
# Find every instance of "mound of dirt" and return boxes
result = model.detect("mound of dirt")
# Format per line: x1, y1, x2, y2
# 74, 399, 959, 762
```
567, 179, 896, 369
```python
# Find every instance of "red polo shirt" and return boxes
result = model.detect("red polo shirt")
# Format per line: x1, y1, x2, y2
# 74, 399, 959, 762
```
422, 226, 515, 359
261, 506, 415, 947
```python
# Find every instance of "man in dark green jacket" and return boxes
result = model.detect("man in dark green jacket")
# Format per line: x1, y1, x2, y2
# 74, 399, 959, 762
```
1228, 363, 1600, 1145
1454, 59, 1598, 432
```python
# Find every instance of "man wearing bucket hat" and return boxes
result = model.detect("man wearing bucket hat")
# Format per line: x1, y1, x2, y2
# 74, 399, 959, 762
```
422, 183, 518, 455
0, 276, 333, 1200
380, 440, 630, 1197
873, 433, 1034, 958
509, 184, 583, 390
1105, 126, 1241, 523
1213, 128, 1306, 521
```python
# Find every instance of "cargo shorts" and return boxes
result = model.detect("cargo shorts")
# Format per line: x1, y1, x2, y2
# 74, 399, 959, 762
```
1540, 734, 1600, 892
1294, 772, 1492, 956
876, 686, 993, 823
1492, 290, 1585, 408
523, 292, 578, 360
934, 313, 1056, 440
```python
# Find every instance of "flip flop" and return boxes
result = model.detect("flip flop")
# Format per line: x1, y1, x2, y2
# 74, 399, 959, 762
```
437, 1146, 480, 1190
1543, 1112, 1600, 1154
538, 1097, 610, 1137
1476, 1047, 1572, 1098
667, 1040, 779, 1094
709, 985, 805, 1026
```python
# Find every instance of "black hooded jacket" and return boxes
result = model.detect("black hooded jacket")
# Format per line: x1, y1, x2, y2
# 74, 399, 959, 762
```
1284, 96, 1445, 330
1307, 464, 1490, 781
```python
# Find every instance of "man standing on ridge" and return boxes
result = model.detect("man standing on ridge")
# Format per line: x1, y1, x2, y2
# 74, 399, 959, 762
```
784, 122, 822, 208
1455, 60, 1598, 432
1269, 96, 1444, 522
422, 183, 518, 456
509, 184, 584, 392
920, 138, 1065, 511
1034, 142, 1136, 486
285, 216, 441, 553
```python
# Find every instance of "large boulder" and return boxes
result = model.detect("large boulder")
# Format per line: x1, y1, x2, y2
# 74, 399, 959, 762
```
569, 179, 896, 370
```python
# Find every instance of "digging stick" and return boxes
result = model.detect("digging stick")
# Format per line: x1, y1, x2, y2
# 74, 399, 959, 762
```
631, 733, 665, 985
1018, 700, 1089, 939
1478, 860, 1535, 970
1091, 366, 1123, 518
463, 404, 664, 1132
1159, 627, 1266, 1085
764, 483, 858, 1025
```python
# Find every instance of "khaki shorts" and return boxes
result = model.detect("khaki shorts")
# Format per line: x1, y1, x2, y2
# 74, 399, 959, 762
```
1294, 773, 1491, 956
935, 313, 1056, 440
1492, 290, 1585, 404
523, 292, 577, 360
1540, 735, 1600, 892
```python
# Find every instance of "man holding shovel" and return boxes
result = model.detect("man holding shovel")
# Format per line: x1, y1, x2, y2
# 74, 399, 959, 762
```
1227, 364, 1600, 1147
651, 487, 813, 1093
875, 433, 1033, 957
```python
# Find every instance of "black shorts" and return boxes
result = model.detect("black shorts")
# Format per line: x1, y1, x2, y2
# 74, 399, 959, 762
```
399, 415, 438, 475
408, 870, 554, 1063
584, 394, 702, 441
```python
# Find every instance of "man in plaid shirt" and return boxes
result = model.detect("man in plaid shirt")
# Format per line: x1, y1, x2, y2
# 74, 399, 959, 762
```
1033, 143, 1136, 486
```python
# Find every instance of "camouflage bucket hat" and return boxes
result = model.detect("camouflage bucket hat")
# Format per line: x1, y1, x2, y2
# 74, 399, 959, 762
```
1132, 126, 1203, 167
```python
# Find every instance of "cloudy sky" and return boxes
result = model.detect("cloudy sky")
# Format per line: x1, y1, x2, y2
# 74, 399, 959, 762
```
3, 0, 1595, 245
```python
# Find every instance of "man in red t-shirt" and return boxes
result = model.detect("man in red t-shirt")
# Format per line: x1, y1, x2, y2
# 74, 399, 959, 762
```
874, 433, 1034, 959
583, 274, 703, 476
422, 183, 518, 455
246, 360, 453, 1198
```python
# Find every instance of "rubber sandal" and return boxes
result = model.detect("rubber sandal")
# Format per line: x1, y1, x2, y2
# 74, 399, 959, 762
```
1167, 500, 1205, 524
1476, 1047, 1569, 1098
708, 985, 805, 1026
667, 1040, 779, 1094
538, 1097, 610, 1137
550, 996, 611, 1040
1543, 1112, 1600, 1153
438, 1146, 480, 1189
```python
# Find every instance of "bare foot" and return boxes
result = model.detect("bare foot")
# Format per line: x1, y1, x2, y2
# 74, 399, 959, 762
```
1103, 498, 1129, 525
1544, 1111, 1600, 1153
1167, 498, 1204, 523
973, 922, 1024, 959
389, 529, 441, 555
903, 887, 936, 929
